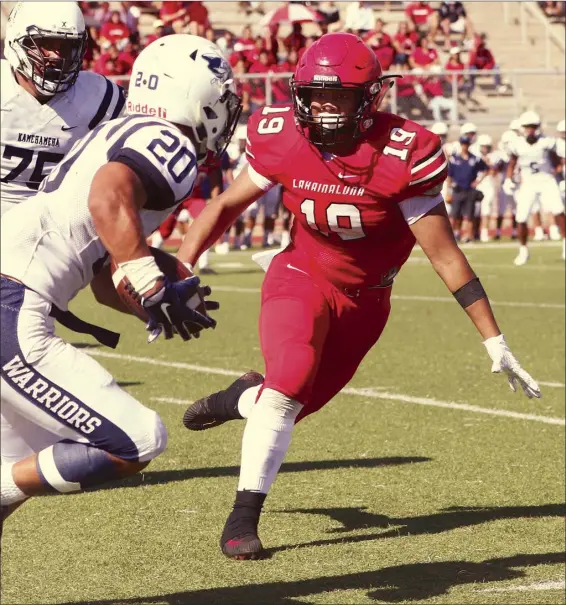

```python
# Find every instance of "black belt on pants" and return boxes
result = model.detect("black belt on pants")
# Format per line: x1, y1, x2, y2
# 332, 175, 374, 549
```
49, 305, 120, 349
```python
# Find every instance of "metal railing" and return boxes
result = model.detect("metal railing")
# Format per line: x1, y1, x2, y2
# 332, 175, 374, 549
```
110, 66, 565, 128
503, 1, 565, 68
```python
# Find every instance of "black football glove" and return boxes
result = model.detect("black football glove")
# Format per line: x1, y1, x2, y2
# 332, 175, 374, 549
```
142, 276, 219, 343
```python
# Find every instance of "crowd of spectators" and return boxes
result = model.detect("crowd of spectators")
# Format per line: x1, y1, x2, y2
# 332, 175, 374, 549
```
538, 1, 566, 22
79, 1, 510, 124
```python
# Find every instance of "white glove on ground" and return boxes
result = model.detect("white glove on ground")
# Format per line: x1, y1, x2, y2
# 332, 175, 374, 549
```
483, 334, 541, 399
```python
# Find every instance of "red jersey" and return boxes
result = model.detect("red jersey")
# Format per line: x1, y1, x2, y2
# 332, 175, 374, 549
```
99, 21, 130, 44
405, 2, 435, 25
245, 105, 447, 289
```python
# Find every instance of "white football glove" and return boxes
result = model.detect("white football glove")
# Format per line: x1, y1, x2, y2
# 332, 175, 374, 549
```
483, 334, 541, 399
502, 178, 517, 196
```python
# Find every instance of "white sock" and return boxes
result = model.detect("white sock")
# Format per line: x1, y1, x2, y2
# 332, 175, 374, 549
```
237, 388, 303, 494
237, 384, 261, 419
534, 226, 544, 238
1, 462, 28, 506
198, 248, 210, 269
151, 231, 164, 249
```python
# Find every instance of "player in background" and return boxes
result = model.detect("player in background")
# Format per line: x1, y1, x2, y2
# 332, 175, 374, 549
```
177, 33, 541, 560
476, 134, 498, 242
0, 36, 233, 536
150, 152, 230, 274
1, 2, 125, 216
430, 122, 452, 216
495, 127, 519, 240
504, 111, 565, 265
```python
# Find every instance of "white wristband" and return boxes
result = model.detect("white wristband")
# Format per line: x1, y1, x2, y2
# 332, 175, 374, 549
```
118, 256, 163, 295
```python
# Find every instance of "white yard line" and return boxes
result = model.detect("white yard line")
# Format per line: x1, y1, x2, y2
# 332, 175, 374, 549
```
477, 580, 566, 593
539, 381, 566, 388
210, 286, 565, 310
88, 351, 565, 426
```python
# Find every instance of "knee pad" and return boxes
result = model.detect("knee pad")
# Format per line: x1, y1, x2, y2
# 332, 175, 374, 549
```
37, 441, 119, 491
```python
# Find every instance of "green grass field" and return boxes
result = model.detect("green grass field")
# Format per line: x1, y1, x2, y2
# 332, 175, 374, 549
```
2, 241, 565, 605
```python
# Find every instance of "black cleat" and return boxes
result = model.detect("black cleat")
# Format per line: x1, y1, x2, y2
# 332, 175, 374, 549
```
183, 371, 264, 431
221, 491, 266, 560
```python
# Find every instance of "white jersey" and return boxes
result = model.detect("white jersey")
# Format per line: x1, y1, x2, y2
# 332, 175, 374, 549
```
509, 135, 558, 179
1, 115, 198, 310
1, 60, 125, 205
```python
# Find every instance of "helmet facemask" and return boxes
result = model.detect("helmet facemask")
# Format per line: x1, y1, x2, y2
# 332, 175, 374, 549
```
13, 26, 87, 96
291, 76, 395, 148
194, 83, 242, 167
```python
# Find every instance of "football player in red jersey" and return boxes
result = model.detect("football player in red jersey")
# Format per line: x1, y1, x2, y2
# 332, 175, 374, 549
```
177, 33, 541, 560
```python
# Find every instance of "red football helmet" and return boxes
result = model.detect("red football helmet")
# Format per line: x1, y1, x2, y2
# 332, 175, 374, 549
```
290, 33, 398, 147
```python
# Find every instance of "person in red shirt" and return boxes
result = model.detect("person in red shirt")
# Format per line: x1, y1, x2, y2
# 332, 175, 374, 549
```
283, 22, 307, 53
246, 36, 276, 66
118, 40, 137, 74
272, 48, 299, 102
235, 24, 256, 54
177, 33, 539, 561
93, 44, 128, 77
363, 19, 395, 70
99, 10, 130, 47
248, 50, 272, 109
392, 20, 419, 65
159, 1, 189, 27
145, 19, 166, 47
232, 58, 252, 117
404, 1, 435, 33
444, 46, 471, 96
468, 33, 506, 93
409, 35, 439, 68
419, 66, 457, 121
187, 1, 210, 30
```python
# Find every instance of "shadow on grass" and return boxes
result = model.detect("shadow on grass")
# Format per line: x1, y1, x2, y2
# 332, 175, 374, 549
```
53, 551, 565, 605
86, 456, 430, 492
268, 503, 566, 553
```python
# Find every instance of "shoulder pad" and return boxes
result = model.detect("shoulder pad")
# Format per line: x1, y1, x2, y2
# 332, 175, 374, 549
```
74, 72, 126, 130
245, 104, 299, 181
108, 116, 198, 211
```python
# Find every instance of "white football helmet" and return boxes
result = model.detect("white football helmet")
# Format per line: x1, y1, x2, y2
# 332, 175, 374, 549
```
477, 134, 493, 147
5, 2, 87, 97
127, 35, 242, 164
430, 122, 448, 136
460, 122, 477, 136
519, 110, 541, 127
557, 119, 565, 134
509, 119, 521, 132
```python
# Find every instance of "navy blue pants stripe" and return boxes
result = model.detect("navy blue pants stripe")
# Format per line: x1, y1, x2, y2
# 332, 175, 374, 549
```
0, 277, 139, 461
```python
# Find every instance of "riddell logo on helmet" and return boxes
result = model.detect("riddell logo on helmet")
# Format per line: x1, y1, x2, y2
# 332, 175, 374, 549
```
313, 74, 339, 82
127, 101, 167, 119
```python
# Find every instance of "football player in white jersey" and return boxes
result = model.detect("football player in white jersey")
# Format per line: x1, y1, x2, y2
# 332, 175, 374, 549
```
504, 111, 565, 264
1, 2, 126, 216
476, 134, 498, 242
0, 35, 238, 535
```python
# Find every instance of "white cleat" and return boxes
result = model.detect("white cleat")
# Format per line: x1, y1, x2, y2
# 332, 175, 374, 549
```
549, 225, 562, 241
514, 246, 530, 266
